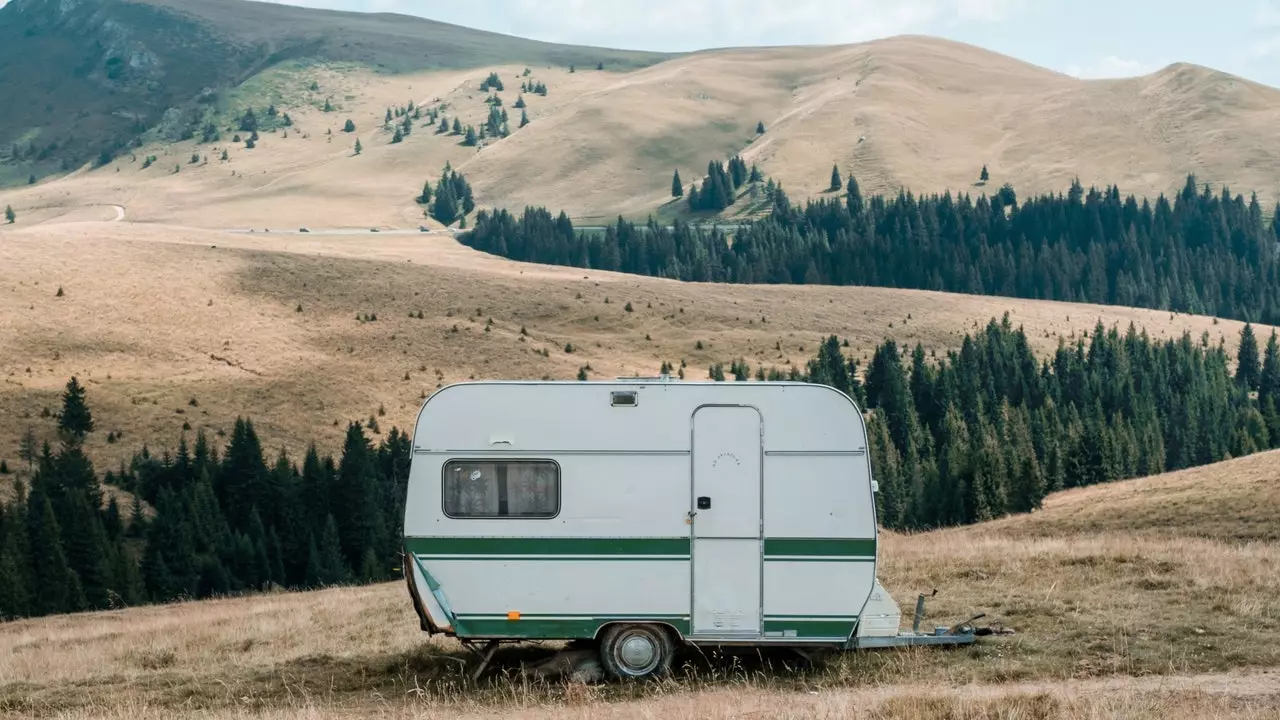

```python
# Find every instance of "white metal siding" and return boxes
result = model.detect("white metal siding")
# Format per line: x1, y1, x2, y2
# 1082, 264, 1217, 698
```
431, 560, 690, 616
762, 455, 875, 540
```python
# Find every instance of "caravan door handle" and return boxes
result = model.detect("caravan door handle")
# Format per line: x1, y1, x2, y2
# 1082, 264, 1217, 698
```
697, 496, 712, 510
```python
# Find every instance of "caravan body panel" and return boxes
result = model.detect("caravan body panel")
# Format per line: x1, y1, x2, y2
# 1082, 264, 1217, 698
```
403, 381, 878, 645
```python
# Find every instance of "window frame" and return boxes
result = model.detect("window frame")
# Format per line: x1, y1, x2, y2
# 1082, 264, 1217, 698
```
440, 458, 562, 520
610, 390, 639, 407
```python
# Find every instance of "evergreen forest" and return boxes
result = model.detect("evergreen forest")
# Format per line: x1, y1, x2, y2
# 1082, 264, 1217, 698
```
460, 175, 1280, 324
3, 318, 1277, 620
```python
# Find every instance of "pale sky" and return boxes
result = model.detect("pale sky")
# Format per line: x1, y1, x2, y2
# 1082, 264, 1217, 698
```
251, 0, 1280, 88
2, 0, 1276, 87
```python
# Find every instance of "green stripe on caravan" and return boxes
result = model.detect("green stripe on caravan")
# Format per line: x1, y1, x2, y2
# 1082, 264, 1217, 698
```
762, 538, 876, 557
405, 536, 691, 556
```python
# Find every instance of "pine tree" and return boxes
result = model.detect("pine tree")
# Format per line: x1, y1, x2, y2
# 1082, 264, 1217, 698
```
1261, 331, 1280, 398
671, 169, 683, 198
18, 427, 37, 471
5, 205, 14, 224
310, 514, 347, 586
980, 164, 989, 182
58, 377, 94, 439
829, 164, 841, 192
59, 491, 112, 609
868, 415, 904, 527
846, 175, 863, 215
343, 119, 356, 133
217, 418, 267, 533
519, 110, 529, 128
385, 108, 393, 124
417, 180, 432, 205
26, 485, 73, 615
354, 138, 362, 155
514, 95, 526, 109
0, 538, 30, 619
452, 118, 462, 135
756, 121, 765, 134
333, 423, 379, 573
1237, 323, 1261, 391
392, 128, 403, 144
463, 126, 478, 146
323, 98, 333, 112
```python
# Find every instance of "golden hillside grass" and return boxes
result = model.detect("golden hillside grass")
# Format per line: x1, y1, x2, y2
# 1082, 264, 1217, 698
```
2, 37, 1278, 229
0, 220, 1271, 475
2, 451, 1278, 718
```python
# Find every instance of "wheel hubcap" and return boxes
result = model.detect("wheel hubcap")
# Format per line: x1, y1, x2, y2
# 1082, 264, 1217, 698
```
618, 633, 657, 671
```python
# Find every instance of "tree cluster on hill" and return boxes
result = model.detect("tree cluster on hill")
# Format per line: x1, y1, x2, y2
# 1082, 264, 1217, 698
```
426, 165, 475, 225
521, 80, 548, 96
461, 174, 1280, 323
232, 106, 291, 139
718, 319, 1280, 529
0, 378, 409, 621
479, 72, 505, 92
687, 157, 751, 212
484, 106, 510, 139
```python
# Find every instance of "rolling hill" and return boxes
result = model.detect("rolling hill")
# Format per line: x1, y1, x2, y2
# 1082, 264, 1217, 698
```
2, 2, 1279, 224
2, 450, 1277, 718
1, 218, 1272, 475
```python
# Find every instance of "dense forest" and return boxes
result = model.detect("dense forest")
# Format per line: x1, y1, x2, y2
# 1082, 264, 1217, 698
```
2, 319, 1277, 620
0, 379, 408, 620
777, 319, 1280, 528
460, 175, 1280, 323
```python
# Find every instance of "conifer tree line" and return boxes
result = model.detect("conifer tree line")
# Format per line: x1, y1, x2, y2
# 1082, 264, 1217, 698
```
0, 378, 410, 621
4, 322, 1278, 619
686, 156, 754, 212
713, 319, 1280, 529
461, 174, 1280, 324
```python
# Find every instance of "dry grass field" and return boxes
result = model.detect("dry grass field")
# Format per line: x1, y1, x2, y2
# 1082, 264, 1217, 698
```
2, 36, 1278, 229
1, 218, 1272, 477
2, 449, 1278, 719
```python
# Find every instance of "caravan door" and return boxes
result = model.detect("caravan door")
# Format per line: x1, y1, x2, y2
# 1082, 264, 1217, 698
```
690, 405, 762, 637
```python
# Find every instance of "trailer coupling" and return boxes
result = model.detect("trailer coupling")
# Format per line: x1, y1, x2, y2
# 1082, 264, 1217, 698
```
847, 587, 1011, 650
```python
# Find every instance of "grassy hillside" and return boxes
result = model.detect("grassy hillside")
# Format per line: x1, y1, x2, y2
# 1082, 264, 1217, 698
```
1, 220, 1271, 473
2, 451, 1277, 718
0, 0, 667, 184
5, 34, 1278, 228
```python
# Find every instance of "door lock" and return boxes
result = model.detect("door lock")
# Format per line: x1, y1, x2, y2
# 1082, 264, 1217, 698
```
697, 496, 712, 510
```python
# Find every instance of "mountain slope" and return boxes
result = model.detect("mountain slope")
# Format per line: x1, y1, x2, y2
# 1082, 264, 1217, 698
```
0, 0, 668, 183
5, 31, 1278, 227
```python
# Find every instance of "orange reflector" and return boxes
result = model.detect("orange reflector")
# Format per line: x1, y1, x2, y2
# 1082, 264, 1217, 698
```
507, 611, 521, 621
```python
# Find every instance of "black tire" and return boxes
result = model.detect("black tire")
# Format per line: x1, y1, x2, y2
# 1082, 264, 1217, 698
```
598, 624, 675, 680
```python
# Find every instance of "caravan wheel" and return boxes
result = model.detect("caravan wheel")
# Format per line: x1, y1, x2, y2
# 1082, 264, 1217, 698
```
599, 624, 675, 680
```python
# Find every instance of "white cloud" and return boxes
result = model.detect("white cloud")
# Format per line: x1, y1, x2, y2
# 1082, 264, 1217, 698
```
256, 0, 1026, 51
1250, 1, 1280, 60
1257, 0, 1280, 25
505, 0, 1026, 49
1064, 55, 1160, 80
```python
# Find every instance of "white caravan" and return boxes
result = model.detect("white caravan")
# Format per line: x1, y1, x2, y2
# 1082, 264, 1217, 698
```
402, 380, 975, 679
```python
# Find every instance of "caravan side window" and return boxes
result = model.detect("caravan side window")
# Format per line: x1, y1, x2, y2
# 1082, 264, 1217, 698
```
442, 460, 560, 518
